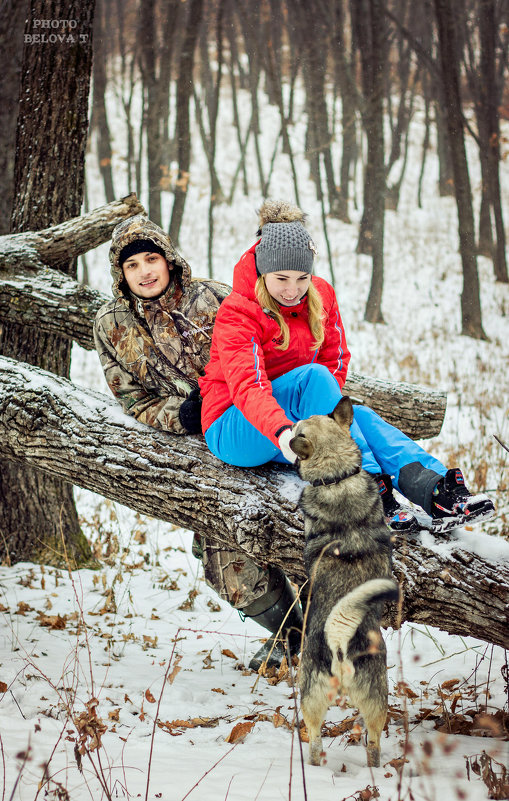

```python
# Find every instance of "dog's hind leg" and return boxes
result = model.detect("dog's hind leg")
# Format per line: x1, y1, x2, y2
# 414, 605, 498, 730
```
300, 671, 330, 766
360, 697, 387, 768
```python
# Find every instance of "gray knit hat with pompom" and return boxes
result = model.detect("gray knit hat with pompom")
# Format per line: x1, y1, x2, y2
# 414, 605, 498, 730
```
255, 200, 317, 274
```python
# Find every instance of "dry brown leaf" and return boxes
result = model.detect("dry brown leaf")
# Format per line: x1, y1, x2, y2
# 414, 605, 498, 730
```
0, 681, 8, 694
202, 652, 215, 669
167, 655, 182, 685
396, 681, 419, 700
212, 688, 226, 695
225, 720, 255, 743
273, 706, 286, 728
157, 717, 219, 735
386, 756, 409, 774
441, 678, 461, 691
145, 689, 156, 704
15, 602, 33, 615
178, 589, 198, 611
472, 711, 509, 740
74, 697, 107, 753
347, 722, 364, 744
142, 635, 158, 650
108, 709, 120, 721
37, 612, 67, 630
221, 648, 238, 660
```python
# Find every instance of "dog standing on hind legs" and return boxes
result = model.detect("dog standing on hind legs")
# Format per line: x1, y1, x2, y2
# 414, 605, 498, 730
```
290, 396, 400, 768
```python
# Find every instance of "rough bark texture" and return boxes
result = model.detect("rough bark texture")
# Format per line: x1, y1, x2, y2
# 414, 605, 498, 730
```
0, 0, 29, 234
0, 356, 506, 649
0, 0, 97, 569
0, 193, 144, 268
169, 0, 204, 243
433, 0, 486, 339
0, 194, 145, 349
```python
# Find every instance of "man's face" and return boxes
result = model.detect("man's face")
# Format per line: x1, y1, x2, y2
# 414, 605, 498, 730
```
122, 252, 171, 298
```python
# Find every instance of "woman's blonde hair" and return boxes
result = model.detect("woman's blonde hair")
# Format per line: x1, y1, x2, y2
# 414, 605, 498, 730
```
255, 275, 325, 351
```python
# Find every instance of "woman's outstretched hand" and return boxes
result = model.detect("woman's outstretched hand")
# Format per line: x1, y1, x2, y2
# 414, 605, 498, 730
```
278, 426, 298, 464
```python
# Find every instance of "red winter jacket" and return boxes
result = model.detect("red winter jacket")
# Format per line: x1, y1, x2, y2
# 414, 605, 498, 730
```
199, 243, 351, 447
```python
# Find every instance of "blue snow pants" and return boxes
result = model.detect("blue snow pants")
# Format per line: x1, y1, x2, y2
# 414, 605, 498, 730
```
205, 363, 446, 506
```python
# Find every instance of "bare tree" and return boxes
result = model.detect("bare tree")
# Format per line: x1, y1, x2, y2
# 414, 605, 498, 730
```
91, 0, 115, 203
169, 0, 204, 243
0, 0, 96, 567
353, 0, 387, 324
461, 0, 508, 283
0, 0, 29, 234
433, 0, 487, 339
331, 0, 359, 223
138, 0, 181, 227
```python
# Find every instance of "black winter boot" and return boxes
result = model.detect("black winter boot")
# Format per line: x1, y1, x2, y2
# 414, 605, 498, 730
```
241, 566, 303, 672
375, 473, 420, 532
430, 468, 495, 533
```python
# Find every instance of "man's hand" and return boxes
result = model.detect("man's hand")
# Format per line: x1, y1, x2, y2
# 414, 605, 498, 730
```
179, 387, 202, 434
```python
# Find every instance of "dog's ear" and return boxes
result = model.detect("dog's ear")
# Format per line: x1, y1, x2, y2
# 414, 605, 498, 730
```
290, 435, 314, 460
330, 396, 354, 429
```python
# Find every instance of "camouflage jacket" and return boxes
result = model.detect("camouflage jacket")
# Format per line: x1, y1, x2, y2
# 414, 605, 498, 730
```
94, 215, 229, 433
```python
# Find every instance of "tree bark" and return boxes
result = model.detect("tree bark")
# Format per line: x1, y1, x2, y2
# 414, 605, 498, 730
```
169, 0, 204, 243
433, 0, 487, 340
0, 0, 29, 235
0, 194, 145, 348
0, 356, 506, 650
1, 0, 96, 570
332, 0, 358, 223
293, 0, 342, 217
91, 0, 115, 204
477, 0, 508, 282
354, 0, 387, 323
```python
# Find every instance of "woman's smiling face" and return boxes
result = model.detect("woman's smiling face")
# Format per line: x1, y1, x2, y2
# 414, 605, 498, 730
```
122, 252, 171, 298
263, 270, 312, 306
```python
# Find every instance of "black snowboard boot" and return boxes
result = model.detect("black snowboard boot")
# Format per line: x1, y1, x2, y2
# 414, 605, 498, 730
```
430, 468, 495, 533
241, 566, 303, 672
375, 473, 420, 532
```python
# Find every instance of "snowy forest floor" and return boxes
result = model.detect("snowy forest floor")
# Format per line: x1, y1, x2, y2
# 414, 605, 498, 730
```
1, 82, 509, 800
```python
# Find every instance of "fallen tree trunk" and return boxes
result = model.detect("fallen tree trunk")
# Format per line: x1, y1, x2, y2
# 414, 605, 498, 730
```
0, 355, 507, 649
0, 193, 145, 350
0, 192, 145, 269
0, 197, 447, 439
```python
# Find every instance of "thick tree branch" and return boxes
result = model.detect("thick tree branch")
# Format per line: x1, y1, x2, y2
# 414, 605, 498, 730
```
0, 356, 507, 649
0, 193, 145, 269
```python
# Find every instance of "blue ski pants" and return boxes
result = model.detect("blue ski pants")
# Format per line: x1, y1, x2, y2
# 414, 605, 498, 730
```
205, 363, 446, 501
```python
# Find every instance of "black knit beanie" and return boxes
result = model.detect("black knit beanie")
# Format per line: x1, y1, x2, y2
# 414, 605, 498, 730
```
119, 239, 166, 267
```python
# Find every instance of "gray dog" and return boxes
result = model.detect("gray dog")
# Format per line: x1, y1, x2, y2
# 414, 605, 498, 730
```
290, 396, 400, 768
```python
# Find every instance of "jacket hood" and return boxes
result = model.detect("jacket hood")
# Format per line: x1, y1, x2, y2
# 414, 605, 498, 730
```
232, 243, 259, 301
109, 215, 192, 300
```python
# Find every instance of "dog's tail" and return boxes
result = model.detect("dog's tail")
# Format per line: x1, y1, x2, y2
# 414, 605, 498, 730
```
324, 578, 399, 689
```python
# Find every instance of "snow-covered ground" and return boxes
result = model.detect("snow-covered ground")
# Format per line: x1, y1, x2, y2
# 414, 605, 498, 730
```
1, 76, 508, 800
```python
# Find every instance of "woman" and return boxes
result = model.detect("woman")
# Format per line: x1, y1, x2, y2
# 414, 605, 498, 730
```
199, 200, 495, 666
94, 214, 278, 654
